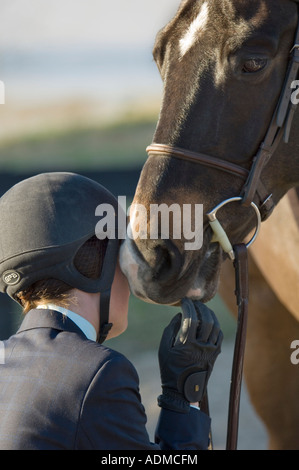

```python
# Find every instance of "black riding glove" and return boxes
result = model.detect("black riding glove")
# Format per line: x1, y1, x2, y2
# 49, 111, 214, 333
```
158, 297, 223, 413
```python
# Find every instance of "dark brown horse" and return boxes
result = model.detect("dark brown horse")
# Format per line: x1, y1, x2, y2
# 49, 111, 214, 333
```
120, 0, 299, 449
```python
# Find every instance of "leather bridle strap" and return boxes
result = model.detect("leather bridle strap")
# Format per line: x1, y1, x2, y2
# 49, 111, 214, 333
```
147, 143, 249, 180
146, 143, 274, 221
242, 15, 299, 207
201, 243, 249, 453
226, 244, 249, 450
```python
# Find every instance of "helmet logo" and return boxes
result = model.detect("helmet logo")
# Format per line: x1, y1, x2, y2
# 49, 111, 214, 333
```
3, 270, 21, 286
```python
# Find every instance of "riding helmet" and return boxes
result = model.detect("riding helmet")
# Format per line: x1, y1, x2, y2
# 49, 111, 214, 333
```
0, 172, 122, 342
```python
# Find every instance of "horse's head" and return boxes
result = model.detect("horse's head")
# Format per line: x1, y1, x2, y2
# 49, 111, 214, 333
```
120, 0, 299, 305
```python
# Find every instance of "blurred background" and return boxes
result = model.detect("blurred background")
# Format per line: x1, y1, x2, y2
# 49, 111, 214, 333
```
0, 0, 268, 449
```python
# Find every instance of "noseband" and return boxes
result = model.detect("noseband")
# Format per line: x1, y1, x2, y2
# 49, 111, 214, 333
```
145, 3, 299, 451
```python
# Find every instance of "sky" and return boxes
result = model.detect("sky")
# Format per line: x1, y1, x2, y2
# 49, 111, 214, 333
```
0, 1, 181, 137
0, 0, 178, 50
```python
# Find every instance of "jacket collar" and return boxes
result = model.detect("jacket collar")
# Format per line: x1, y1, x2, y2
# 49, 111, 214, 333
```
17, 308, 88, 340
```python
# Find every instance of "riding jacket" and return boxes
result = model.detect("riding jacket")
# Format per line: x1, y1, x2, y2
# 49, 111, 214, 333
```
0, 308, 211, 450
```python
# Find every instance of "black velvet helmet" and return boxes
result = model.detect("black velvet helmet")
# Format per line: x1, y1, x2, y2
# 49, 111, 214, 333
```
0, 172, 122, 343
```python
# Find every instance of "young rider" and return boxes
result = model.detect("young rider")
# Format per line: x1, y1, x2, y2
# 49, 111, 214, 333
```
0, 172, 222, 450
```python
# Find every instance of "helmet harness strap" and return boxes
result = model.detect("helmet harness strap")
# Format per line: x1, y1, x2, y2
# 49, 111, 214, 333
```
97, 288, 113, 344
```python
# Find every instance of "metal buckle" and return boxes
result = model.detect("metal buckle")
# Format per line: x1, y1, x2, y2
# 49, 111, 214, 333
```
207, 197, 262, 261
290, 44, 299, 54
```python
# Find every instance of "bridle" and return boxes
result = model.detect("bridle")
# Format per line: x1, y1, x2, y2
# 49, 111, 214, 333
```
146, 2, 299, 451
147, 11, 299, 223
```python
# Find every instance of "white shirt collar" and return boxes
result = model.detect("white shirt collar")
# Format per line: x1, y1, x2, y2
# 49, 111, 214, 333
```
36, 303, 97, 342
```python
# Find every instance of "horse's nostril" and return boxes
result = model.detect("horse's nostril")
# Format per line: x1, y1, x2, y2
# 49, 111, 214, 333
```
149, 240, 182, 282
152, 245, 172, 280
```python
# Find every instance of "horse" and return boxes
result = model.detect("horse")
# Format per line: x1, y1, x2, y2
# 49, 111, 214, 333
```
120, 0, 299, 449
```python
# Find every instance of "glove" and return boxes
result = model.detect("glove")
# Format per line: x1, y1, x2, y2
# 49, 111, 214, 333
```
158, 297, 223, 413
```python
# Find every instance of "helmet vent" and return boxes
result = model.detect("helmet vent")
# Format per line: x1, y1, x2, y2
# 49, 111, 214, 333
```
74, 236, 108, 280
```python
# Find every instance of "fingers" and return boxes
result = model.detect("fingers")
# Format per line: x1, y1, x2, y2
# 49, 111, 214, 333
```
194, 301, 215, 342
171, 298, 222, 346
195, 301, 222, 344
190, 300, 221, 344
162, 313, 182, 347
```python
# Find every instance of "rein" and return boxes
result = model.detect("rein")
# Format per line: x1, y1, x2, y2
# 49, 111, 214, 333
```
146, 3, 299, 450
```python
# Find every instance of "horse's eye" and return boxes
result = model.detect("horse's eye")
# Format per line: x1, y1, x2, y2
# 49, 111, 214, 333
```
242, 58, 267, 73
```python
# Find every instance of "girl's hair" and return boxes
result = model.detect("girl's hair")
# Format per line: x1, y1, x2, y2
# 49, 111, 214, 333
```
15, 236, 108, 313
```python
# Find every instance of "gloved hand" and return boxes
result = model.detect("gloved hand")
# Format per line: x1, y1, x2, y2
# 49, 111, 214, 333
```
158, 298, 223, 413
